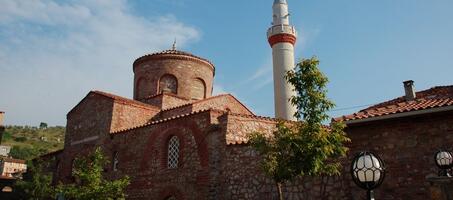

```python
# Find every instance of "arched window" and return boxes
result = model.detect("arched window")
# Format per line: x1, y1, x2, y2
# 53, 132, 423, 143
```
159, 74, 178, 94
192, 78, 206, 100
112, 151, 119, 171
167, 136, 180, 169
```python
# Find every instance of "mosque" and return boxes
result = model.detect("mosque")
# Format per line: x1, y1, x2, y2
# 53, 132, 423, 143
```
46, 1, 313, 199
44, 0, 453, 199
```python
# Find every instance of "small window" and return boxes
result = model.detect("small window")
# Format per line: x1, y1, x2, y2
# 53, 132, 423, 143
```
167, 136, 180, 169
159, 74, 178, 94
113, 152, 119, 171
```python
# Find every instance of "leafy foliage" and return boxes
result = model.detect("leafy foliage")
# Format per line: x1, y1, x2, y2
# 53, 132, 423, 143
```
39, 122, 48, 129
12, 147, 129, 200
15, 160, 56, 200
57, 147, 130, 200
9, 146, 48, 160
249, 57, 350, 199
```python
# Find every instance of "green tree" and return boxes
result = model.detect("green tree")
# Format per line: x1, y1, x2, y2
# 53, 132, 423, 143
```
249, 57, 350, 200
15, 160, 56, 200
39, 122, 48, 129
57, 147, 130, 200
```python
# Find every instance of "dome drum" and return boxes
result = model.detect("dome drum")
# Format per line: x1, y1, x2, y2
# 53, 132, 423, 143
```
133, 50, 214, 102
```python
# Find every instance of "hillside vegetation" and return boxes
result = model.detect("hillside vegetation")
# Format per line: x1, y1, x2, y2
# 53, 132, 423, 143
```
1, 125, 65, 160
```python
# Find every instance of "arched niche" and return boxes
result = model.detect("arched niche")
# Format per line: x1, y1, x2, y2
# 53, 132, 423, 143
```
191, 78, 206, 100
159, 74, 178, 94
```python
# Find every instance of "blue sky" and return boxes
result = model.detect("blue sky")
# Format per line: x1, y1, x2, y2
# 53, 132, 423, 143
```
1, 0, 453, 126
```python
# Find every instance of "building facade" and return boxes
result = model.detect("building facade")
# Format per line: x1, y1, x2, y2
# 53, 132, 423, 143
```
48, 48, 317, 199
40, 0, 453, 199
0, 157, 27, 178
335, 82, 453, 199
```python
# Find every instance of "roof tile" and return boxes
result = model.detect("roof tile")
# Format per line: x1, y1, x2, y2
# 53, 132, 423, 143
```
336, 85, 453, 122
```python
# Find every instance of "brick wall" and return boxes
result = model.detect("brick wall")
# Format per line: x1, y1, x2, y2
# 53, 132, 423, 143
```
342, 110, 453, 200
66, 94, 114, 147
110, 101, 159, 132
0, 112, 4, 126
56, 89, 453, 199
158, 95, 253, 120
144, 93, 191, 110
59, 110, 222, 200
133, 57, 214, 101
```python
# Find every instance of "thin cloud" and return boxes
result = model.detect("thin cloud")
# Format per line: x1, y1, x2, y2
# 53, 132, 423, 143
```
0, 0, 200, 125
213, 84, 227, 95
247, 62, 272, 82
253, 76, 273, 90
242, 25, 321, 91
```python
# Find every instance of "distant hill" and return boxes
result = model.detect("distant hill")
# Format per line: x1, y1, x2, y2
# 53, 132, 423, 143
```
1, 125, 65, 160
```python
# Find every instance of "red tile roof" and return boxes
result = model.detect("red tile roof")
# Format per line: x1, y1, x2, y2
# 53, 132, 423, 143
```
133, 49, 215, 72
111, 109, 222, 134
161, 93, 254, 115
142, 92, 191, 101
111, 108, 279, 135
68, 90, 160, 115
336, 85, 453, 122
92, 90, 159, 110
0, 156, 26, 164
0, 175, 15, 180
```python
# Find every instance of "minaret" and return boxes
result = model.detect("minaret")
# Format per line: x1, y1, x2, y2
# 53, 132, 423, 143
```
267, 0, 297, 120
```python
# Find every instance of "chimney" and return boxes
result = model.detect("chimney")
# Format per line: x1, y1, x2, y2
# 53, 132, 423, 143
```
403, 80, 416, 101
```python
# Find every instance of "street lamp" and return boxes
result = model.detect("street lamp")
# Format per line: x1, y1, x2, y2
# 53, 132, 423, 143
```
351, 151, 386, 200
435, 150, 453, 177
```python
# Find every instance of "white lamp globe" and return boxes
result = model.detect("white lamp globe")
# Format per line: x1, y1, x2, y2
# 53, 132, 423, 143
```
436, 151, 453, 167
353, 154, 383, 183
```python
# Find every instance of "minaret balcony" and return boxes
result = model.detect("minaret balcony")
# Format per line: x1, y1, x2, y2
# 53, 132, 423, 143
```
267, 24, 297, 38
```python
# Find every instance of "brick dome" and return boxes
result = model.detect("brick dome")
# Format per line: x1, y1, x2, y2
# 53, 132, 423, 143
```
133, 49, 215, 102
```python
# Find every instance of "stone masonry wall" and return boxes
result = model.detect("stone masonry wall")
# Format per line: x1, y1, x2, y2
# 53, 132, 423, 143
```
222, 144, 351, 200
342, 111, 453, 200
219, 114, 351, 200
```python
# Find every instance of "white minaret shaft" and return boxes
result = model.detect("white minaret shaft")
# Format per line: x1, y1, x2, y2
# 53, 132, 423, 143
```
267, 0, 297, 120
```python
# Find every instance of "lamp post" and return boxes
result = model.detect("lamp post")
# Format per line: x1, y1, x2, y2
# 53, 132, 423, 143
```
351, 151, 386, 200
434, 150, 453, 177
